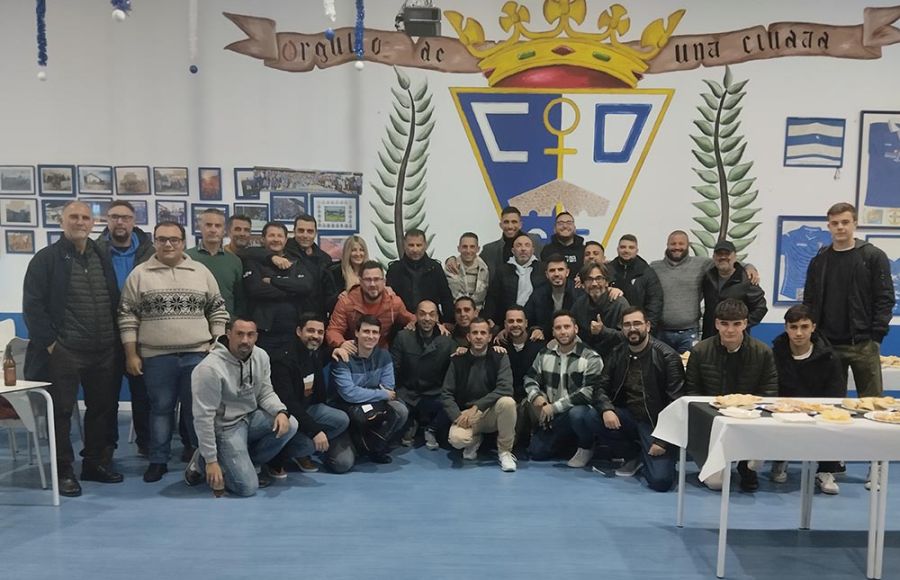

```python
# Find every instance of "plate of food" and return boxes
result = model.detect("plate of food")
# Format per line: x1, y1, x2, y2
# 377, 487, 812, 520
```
842, 397, 900, 413
816, 407, 854, 424
863, 411, 900, 425
711, 394, 763, 409
760, 399, 831, 414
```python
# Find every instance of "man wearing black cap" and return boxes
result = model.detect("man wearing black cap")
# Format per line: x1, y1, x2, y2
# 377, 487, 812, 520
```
700, 240, 768, 339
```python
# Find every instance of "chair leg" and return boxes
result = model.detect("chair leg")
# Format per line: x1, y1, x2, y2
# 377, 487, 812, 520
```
8, 426, 18, 461
33, 431, 47, 489
27, 431, 33, 464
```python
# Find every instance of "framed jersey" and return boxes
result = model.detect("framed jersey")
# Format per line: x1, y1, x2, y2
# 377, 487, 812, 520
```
856, 111, 900, 229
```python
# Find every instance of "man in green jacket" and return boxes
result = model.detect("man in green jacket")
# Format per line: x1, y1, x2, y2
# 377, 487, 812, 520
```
186, 208, 245, 319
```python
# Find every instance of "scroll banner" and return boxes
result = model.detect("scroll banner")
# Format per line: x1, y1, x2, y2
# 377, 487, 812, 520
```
224, 7, 900, 75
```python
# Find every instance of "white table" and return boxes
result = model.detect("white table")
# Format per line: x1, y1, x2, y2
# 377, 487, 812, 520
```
653, 396, 900, 579
0, 380, 58, 506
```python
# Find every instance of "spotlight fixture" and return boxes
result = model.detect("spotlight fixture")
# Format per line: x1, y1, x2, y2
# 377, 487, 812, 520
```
395, 0, 441, 37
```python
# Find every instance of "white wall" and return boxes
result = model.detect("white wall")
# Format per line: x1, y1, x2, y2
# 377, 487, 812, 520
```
1, 0, 899, 326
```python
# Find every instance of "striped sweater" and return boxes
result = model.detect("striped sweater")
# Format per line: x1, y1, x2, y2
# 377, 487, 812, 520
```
118, 255, 229, 358
524, 338, 604, 413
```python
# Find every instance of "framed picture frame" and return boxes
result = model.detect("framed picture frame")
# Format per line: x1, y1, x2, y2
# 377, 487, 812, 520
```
115, 166, 151, 195
131, 200, 149, 225
155, 199, 188, 226
46, 231, 63, 246
77, 165, 114, 195
80, 198, 113, 230
0, 198, 38, 227
0, 165, 36, 194
310, 194, 359, 232
864, 234, 900, 317
783, 117, 845, 168
773, 215, 833, 305
234, 168, 261, 200
233, 202, 269, 233
270, 192, 308, 224
319, 234, 350, 261
856, 110, 900, 229
191, 203, 229, 235
198, 167, 223, 201
153, 167, 190, 196
37, 164, 76, 197
5, 230, 35, 254
41, 199, 69, 228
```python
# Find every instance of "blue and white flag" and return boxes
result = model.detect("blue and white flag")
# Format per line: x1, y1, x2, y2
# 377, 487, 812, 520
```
783, 117, 846, 168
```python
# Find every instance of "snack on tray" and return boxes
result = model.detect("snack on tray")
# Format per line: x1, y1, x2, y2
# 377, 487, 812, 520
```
818, 407, 853, 423
880, 355, 900, 368
870, 411, 900, 424
843, 397, 898, 411
775, 398, 830, 413
714, 394, 763, 407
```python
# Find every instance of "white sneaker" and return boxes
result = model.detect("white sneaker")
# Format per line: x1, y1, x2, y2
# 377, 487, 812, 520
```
769, 461, 788, 483
498, 451, 517, 472
567, 447, 594, 468
615, 457, 643, 477
424, 429, 439, 450
816, 472, 840, 495
462, 434, 482, 460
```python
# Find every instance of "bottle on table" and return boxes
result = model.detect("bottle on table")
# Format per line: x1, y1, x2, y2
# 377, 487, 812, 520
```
3, 344, 15, 386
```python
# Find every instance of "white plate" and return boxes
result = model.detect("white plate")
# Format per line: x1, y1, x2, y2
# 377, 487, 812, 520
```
863, 411, 900, 425
717, 407, 762, 419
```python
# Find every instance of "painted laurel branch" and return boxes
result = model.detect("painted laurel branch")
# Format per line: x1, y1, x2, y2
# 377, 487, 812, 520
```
369, 66, 435, 262
689, 65, 760, 260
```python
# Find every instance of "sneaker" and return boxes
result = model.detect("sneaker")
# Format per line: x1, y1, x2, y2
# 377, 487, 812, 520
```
184, 450, 204, 486
816, 472, 840, 495
257, 468, 273, 489
567, 447, 594, 468
267, 465, 288, 480
424, 429, 439, 450
769, 461, 788, 484
499, 451, 517, 472
737, 462, 759, 492
291, 456, 320, 473
462, 434, 482, 461
615, 457, 642, 477
401, 420, 418, 447
864, 466, 880, 491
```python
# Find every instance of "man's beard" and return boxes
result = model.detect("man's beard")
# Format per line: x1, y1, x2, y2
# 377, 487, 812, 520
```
665, 249, 685, 262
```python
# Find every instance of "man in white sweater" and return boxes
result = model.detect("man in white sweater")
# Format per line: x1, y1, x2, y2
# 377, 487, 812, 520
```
118, 221, 230, 483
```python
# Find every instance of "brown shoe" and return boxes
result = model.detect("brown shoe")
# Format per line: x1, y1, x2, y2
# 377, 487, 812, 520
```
291, 456, 320, 473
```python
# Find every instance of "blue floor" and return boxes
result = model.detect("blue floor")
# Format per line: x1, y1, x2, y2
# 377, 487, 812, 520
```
0, 418, 898, 580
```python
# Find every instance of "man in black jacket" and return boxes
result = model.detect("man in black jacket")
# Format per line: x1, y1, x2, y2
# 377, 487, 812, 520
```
577, 307, 684, 490
498, 306, 545, 448
477, 206, 544, 284
525, 254, 578, 339
701, 240, 768, 338
391, 300, 457, 449
607, 234, 663, 332
268, 314, 355, 475
386, 229, 455, 323
803, 202, 895, 396
484, 233, 545, 325
540, 212, 585, 279
572, 262, 629, 359
23, 201, 124, 496
770, 304, 845, 493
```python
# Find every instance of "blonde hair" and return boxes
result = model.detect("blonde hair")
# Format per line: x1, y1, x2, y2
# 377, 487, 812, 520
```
341, 235, 369, 290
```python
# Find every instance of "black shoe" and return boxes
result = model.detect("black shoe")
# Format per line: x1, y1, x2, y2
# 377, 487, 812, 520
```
180, 445, 196, 463
370, 452, 393, 464
59, 474, 82, 497
143, 463, 168, 483
81, 463, 124, 484
737, 462, 759, 492
184, 450, 204, 486
257, 469, 273, 489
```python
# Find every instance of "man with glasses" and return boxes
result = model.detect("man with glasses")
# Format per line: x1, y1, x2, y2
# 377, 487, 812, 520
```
224, 215, 252, 255
572, 262, 630, 359
187, 208, 246, 319
119, 221, 229, 483
326, 260, 416, 349
540, 212, 585, 280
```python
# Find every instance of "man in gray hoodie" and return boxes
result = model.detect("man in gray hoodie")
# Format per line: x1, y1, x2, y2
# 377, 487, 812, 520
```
186, 317, 297, 497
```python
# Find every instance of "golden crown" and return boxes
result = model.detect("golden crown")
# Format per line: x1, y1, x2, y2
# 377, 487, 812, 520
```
446, 1, 685, 87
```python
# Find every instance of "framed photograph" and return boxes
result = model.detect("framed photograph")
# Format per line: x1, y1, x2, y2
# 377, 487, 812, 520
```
234, 168, 261, 200
856, 111, 900, 229
41, 199, 69, 228
319, 235, 350, 260
156, 200, 188, 226
5, 230, 35, 254
270, 192, 308, 223
131, 200, 149, 225
77, 165, 113, 195
864, 234, 900, 317
233, 202, 269, 233
80, 198, 113, 229
0, 198, 38, 227
38, 165, 76, 197
46, 231, 63, 246
783, 117, 845, 168
247, 233, 265, 248
311, 194, 359, 232
190, 203, 229, 235
154, 167, 190, 196
115, 166, 151, 195
198, 167, 222, 201
773, 215, 833, 305
0, 165, 35, 194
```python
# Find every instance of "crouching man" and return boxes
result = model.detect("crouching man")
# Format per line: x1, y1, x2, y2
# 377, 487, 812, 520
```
186, 318, 297, 496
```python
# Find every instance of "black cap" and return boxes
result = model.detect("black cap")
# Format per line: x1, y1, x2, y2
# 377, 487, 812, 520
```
713, 240, 736, 253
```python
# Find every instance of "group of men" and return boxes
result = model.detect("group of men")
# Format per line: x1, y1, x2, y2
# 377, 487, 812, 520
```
19, 199, 893, 497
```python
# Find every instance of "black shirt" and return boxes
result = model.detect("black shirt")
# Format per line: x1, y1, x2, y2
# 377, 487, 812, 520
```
820, 248, 854, 344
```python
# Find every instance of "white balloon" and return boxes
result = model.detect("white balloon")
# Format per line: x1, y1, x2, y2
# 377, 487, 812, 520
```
112, 9, 127, 21
354, 60, 365, 71
37, 70, 47, 81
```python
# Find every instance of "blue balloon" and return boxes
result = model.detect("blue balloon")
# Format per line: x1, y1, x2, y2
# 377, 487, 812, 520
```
189, 65, 199, 74
325, 28, 336, 40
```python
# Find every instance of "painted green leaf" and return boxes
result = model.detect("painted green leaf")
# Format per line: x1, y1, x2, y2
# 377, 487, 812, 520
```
719, 135, 743, 153
697, 106, 716, 123
690, 242, 710, 257
722, 92, 745, 110
394, 66, 411, 90
701, 93, 719, 110
416, 121, 435, 141
694, 216, 720, 233
731, 235, 756, 251
691, 135, 715, 153
692, 150, 718, 169
417, 93, 433, 113
405, 171, 426, 191
404, 183, 426, 201
728, 221, 760, 237
732, 191, 759, 210
370, 183, 393, 205
391, 87, 411, 109
369, 200, 394, 223
722, 143, 746, 167
693, 120, 714, 137
727, 79, 749, 94
387, 127, 407, 150
393, 103, 411, 123
719, 121, 741, 139
727, 162, 753, 181
729, 178, 755, 196
372, 217, 396, 243
692, 184, 721, 199
389, 114, 410, 136
376, 167, 398, 188
703, 79, 725, 98
723, 65, 733, 88
406, 154, 429, 177
693, 200, 721, 217
691, 229, 717, 247
730, 207, 761, 223
383, 141, 404, 164
413, 81, 427, 101
376, 236, 398, 260
694, 168, 720, 184
404, 193, 427, 214
720, 107, 742, 125
416, 107, 433, 126
405, 213, 425, 231
378, 151, 399, 173
409, 142, 429, 162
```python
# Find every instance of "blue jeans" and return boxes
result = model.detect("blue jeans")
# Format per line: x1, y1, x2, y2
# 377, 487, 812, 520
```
528, 405, 595, 460
659, 328, 698, 354
280, 404, 355, 473
577, 406, 676, 492
143, 352, 205, 464
202, 409, 298, 497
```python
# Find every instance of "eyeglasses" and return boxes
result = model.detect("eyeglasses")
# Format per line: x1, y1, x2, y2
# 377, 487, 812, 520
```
155, 236, 183, 246
583, 276, 607, 283
108, 214, 134, 222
